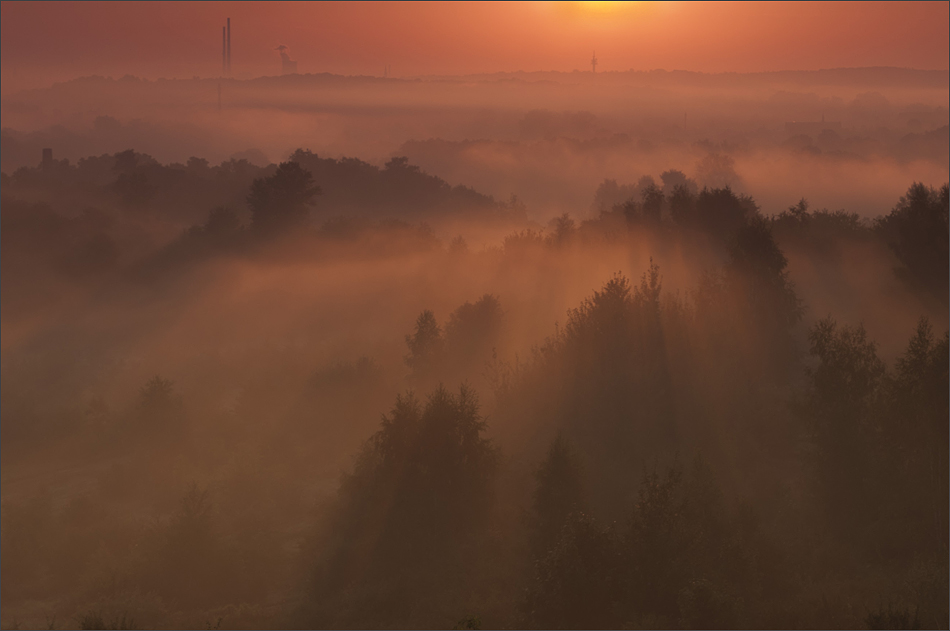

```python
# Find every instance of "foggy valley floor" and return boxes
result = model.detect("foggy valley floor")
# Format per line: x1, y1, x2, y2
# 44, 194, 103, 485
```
1, 68, 948, 631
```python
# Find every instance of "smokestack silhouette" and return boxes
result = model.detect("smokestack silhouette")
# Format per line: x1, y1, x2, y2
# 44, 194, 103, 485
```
276, 45, 297, 75
222, 26, 226, 76
227, 18, 231, 77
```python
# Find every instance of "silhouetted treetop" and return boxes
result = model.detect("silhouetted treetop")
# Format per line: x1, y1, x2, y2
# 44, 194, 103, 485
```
806, 318, 884, 411
531, 434, 587, 556
727, 215, 802, 331
288, 149, 513, 221
405, 310, 444, 378
445, 294, 504, 367
247, 161, 320, 235
320, 385, 498, 593
524, 511, 622, 629
876, 182, 949, 303
137, 375, 183, 429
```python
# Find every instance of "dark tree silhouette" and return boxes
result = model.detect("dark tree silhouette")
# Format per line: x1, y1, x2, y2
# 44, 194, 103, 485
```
641, 182, 665, 222
624, 460, 742, 628
247, 161, 320, 235
444, 294, 504, 372
802, 318, 884, 531
525, 265, 676, 518
531, 434, 586, 556
313, 386, 497, 615
524, 512, 622, 630
727, 215, 802, 332
876, 182, 949, 303
203, 206, 241, 238
770, 199, 873, 262
287, 149, 507, 221
669, 186, 758, 242
865, 605, 922, 630
668, 183, 696, 225
149, 484, 245, 608
546, 213, 576, 246
660, 169, 697, 197
525, 459, 743, 629
137, 375, 182, 429
405, 310, 444, 379
880, 318, 950, 562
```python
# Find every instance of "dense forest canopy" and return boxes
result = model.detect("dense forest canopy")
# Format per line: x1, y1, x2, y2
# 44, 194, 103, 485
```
1, 143, 947, 630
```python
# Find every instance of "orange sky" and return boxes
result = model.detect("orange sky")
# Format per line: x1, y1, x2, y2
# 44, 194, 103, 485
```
1, 1, 947, 93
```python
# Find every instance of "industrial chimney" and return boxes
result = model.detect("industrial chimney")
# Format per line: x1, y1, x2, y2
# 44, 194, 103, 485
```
222, 26, 226, 76
277, 45, 298, 75
227, 18, 231, 76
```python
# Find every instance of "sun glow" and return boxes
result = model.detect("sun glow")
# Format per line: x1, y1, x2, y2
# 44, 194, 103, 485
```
554, 1, 658, 23
578, 1, 631, 13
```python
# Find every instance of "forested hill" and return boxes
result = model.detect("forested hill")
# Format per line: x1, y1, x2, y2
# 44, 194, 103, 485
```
0, 148, 512, 226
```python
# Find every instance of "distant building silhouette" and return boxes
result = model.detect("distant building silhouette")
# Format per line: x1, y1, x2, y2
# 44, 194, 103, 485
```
42, 148, 53, 168
591, 52, 598, 73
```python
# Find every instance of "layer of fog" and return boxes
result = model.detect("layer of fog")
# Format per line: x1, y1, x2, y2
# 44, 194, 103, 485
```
3, 68, 947, 220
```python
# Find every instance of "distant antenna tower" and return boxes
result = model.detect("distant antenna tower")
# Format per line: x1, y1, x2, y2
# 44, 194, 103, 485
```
591, 51, 598, 73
